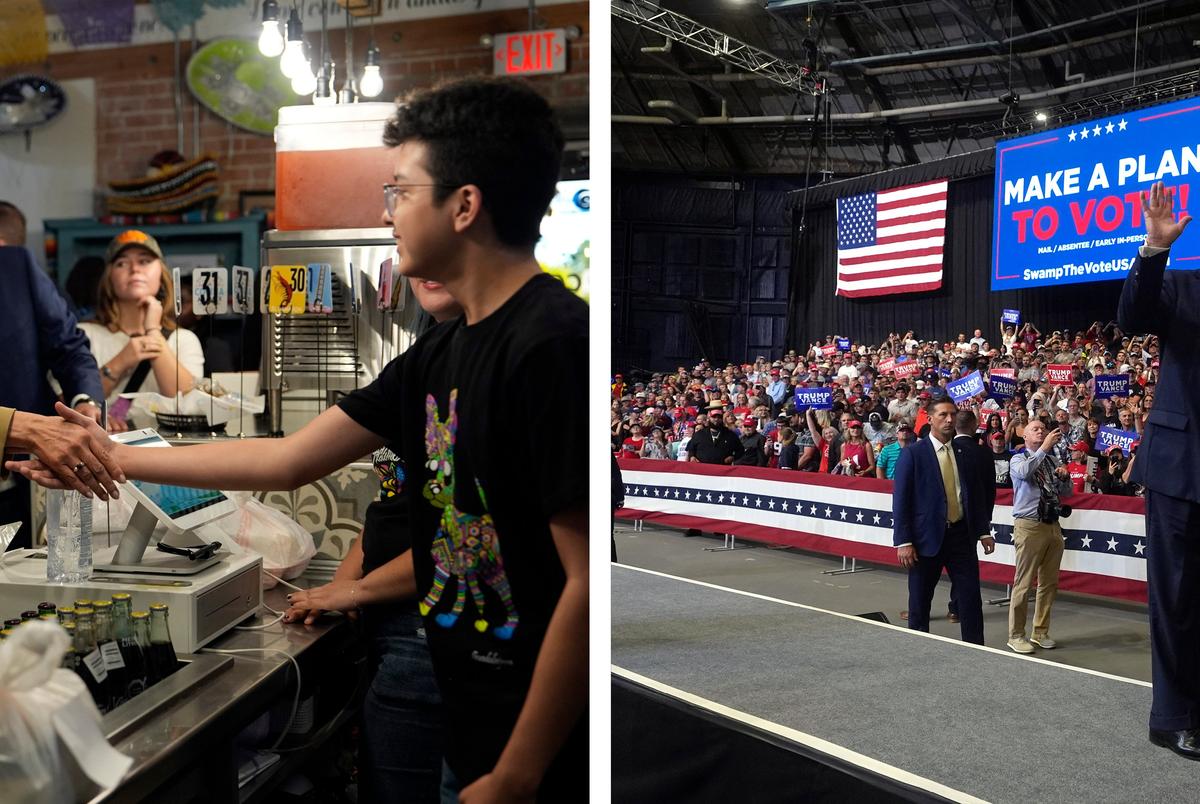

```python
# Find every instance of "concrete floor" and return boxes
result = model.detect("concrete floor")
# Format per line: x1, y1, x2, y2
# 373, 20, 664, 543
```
613, 522, 1152, 683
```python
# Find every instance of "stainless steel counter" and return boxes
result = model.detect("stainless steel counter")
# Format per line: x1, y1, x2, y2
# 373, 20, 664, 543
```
88, 584, 359, 804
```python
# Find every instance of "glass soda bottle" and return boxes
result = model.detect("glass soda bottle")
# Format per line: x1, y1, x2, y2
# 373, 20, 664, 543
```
72, 608, 108, 712
92, 600, 128, 710
37, 602, 57, 622
111, 593, 147, 700
57, 606, 77, 626
147, 603, 178, 679
46, 489, 93, 583
131, 611, 156, 686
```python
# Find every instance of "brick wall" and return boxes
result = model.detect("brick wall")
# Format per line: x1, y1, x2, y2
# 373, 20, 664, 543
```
17, 3, 588, 216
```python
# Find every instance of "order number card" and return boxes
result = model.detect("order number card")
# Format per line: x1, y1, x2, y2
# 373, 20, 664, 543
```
192, 267, 228, 315
377, 257, 396, 311
268, 265, 307, 314
231, 265, 255, 314
306, 263, 334, 313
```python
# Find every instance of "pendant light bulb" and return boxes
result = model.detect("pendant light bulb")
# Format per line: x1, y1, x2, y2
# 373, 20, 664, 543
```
280, 9, 307, 78
291, 59, 317, 96
359, 41, 383, 98
257, 1, 284, 57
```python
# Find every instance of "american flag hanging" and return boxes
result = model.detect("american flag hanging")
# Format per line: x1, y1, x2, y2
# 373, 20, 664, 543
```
835, 179, 949, 298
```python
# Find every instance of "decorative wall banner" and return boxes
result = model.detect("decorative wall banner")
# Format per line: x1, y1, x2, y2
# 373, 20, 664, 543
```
0, 0, 49, 67
992, 94, 1200, 292
44, 0, 134, 46
616, 459, 1148, 603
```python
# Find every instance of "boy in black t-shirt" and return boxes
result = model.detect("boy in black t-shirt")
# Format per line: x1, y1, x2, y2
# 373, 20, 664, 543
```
23, 79, 589, 803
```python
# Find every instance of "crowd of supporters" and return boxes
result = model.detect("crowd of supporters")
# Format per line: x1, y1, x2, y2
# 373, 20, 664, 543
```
612, 318, 1156, 496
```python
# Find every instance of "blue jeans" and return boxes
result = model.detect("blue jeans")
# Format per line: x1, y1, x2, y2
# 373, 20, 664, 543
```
439, 760, 460, 804
360, 608, 445, 804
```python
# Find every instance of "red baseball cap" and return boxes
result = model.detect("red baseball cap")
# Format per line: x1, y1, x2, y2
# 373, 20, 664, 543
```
742, 416, 755, 426
1071, 440, 1090, 452
848, 420, 862, 427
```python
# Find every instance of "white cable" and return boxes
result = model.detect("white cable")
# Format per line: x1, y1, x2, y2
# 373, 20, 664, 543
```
203, 647, 301, 750
263, 569, 303, 591
235, 612, 286, 631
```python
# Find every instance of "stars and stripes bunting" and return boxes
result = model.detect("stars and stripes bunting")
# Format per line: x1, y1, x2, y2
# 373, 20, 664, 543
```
835, 179, 949, 298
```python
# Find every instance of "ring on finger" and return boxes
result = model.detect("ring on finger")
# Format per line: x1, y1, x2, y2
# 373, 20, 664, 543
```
73, 462, 87, 474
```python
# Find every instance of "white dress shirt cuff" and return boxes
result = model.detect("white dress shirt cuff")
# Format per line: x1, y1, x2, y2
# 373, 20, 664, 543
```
1139, 243, 1171, 258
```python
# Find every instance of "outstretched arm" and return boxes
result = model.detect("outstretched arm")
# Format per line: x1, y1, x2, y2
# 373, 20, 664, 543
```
1118, 181, 1191, 334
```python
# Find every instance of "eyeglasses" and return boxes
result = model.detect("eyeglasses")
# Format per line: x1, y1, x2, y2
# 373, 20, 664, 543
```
382, 183, 457, 216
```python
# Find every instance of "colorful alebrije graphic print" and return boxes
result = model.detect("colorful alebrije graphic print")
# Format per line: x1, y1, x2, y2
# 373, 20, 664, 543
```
372, 446, 405, 500
420, 390, 519, 640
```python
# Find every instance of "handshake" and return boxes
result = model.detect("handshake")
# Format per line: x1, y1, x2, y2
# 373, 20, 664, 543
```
3, 402, 125, 501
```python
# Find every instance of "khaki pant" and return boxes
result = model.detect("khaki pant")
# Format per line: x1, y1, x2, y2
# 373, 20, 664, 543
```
1009, 518, 1065, 640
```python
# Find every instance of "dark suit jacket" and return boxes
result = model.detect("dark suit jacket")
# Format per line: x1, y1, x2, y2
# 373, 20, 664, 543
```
953, 434, 997, 522
892, 435, 991, 556
0, 246, 102, 416
1118, 250, 1200, 502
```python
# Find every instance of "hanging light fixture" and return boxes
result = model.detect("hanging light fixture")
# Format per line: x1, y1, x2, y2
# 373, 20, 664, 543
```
279, 8, 309, 79
257, 0, 284, 57
314, 57, 336, 106
291, 58, 317, 95
359, 40, 383, 98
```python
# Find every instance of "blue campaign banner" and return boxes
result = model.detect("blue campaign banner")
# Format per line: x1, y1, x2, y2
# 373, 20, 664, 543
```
991, 95, 1200, 292
1095, 426, 1139, 456
939, 367, 953, 378
1002, 308, 1021, 325
946, 370, 986, 402
1093, 374, 1130, 398
794, 387, 833, 410
836, 337, 851, 351
989, 375, 1017, 398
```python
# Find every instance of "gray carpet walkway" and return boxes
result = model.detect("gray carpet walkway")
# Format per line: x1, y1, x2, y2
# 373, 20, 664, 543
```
612, 564, 1200, 804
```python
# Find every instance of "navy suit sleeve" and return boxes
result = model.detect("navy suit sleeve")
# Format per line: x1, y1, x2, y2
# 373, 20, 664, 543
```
26, 251, 103, 402
1118, 251, 1175, 335
892, 444, 916, 547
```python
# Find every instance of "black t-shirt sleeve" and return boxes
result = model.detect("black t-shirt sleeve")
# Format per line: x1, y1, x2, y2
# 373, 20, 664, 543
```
337, 352, 407, 444
509, 336, 588, 522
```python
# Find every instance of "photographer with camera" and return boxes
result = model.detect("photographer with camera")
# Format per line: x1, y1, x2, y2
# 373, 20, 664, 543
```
1006, 419, 1073, 655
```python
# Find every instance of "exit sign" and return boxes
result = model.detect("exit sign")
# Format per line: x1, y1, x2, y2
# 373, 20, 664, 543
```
494, 29, 568, 76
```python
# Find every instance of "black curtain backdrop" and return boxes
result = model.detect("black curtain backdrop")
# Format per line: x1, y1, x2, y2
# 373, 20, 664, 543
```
785, 149, 1126, 349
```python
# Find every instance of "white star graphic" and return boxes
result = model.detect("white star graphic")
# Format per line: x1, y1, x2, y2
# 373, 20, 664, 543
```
1107, 537, 1119, 552
653, 488, 660, 497
1135, 540, 1145, 555
742, 495, 749, 505
889, 517, 895, 526
624, 485, 631, 494
855, 512, 864, 522
1081, 534, 1092, 548
1105, 121, 1115, 134
1092, 124, 1101, 136
706, 493, 713, 502
825, 506, 833, 518
990, 528, 998, 539
684, 491, 691, 500
768, 499, 776, 509
872, 513, 881, 525
755, 497, 762, 507
782, 501, 789, 511
1118, 118, 1128, 131
674, 490, 681, 498
810, 504, 818, 515
1080, 127, 1089, 139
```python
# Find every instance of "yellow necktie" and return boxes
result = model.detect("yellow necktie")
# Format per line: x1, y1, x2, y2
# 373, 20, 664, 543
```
939, 442, 961, 524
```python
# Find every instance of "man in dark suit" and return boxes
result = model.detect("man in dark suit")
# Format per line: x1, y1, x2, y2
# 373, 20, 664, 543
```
0, 217, 105, 548
1117, 181, 1200, 760
942, 409, 998, 624
893, 397, 996, 643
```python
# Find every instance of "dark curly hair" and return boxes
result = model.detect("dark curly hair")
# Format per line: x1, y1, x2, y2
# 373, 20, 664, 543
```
382, 78, 564, 250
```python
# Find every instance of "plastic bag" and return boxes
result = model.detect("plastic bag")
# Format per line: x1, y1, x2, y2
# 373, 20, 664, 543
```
0, 622, 132, 803
213, 497, 316, 588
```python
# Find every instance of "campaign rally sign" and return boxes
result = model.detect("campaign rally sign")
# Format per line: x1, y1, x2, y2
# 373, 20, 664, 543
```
1093, 374, 1131, 398
1046, 364, 1074, 385
836, 337, 851, 351
947, 371, 985, 402
992, 95, 1200, 292
894, 358, 920, 379
1002, 308, 1021, 325
820, 344, 838, 357
939, 366, 953, 378
794, 387, 833, 410
989, 367, 1016, 379
1095, 426, 1139, 456
989, 375, 1018, 398
877, 356, 896, 374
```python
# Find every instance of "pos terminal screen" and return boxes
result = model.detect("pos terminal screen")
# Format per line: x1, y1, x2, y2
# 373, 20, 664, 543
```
120, 434, 231, 519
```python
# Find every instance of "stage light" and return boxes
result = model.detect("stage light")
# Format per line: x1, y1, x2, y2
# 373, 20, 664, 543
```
1035, 112, 1048, 123
280, 9, 308, 79
257, 1, 284, 57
